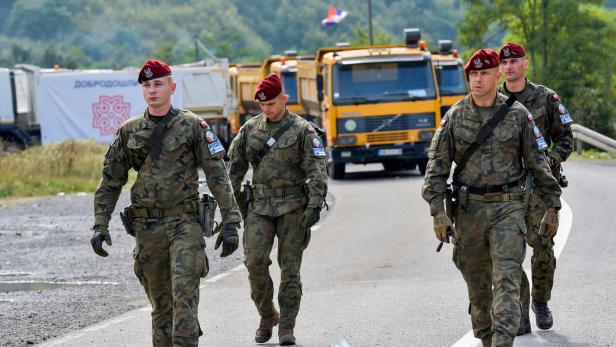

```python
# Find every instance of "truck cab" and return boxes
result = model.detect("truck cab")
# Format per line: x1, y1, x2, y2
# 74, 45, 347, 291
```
297, 29, 441, 179
432, 40, 467, 117
262, 51, 314, 121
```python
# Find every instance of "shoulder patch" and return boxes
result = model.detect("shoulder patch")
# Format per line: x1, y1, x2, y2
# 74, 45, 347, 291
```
533, 125, 548, 150
552, 94, 560, 102
205, 129, 224, 155
440, 115, 448, 127
311, 137, 326, 157
200, 120, 209, 128
307, 126, 316, 133
558, 104, 573, 125
527, 113, 534, 122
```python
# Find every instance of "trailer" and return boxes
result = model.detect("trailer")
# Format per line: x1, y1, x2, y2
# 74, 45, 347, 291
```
0, 60, 235, 148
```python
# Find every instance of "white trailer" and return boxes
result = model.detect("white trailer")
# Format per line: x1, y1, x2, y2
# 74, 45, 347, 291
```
0, 59, 235, 147
0, 66, 38, 149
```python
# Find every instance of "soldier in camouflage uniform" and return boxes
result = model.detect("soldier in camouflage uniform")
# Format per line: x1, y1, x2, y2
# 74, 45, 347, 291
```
90, 59, 242, 347
422, 49, 561, 347
227, 74, 327, 346
498, 43, 574, 335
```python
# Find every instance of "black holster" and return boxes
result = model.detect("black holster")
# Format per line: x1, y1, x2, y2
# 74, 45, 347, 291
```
552, 165, 568, 188
445, 183, 459, 225
240, 180, 254, 222
198, 194, 218, 237
120, 207, 135, 237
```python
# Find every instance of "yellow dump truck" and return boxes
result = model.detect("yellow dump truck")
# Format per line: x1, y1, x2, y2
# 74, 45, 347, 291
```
297, 29, 441, 179
228, 63, 262, 143
261, 51, 313, 121
431, 40, 467, 117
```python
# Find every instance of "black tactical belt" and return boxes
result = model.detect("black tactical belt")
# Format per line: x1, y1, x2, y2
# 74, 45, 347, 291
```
454, 180, 521, 195
130, 199, 198, 218
253, 184, 308, 199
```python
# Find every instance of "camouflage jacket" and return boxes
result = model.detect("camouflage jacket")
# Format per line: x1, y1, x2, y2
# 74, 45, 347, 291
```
498, 80, 573, 166
93, 108, 241, 226
422, 93, 561, 216
227, 110, 328, 217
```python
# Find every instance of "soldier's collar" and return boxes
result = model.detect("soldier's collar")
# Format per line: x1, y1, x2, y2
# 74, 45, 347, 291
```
258, 109, 291, 130
143, 107, 181, 129
502, 79, 532, 104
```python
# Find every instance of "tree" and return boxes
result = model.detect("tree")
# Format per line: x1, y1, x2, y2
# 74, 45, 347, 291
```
460, 0, 616, 137
351, 26, 394, 46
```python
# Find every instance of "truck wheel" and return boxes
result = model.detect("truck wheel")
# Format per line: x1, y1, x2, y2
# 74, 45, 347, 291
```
328, 162, 345, 179
418, 159, 428, 176
383, 161, 403, 172
402, 160, 416, 171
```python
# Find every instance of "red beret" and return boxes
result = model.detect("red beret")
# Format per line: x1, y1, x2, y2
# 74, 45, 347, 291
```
255, 73, 283, 101
499, 43, 526, 60
138, 59, 172, 84
464, 49, 500, 75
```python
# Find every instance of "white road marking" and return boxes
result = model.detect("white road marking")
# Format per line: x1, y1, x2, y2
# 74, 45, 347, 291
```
333, 340, 351, 347
83, 316, 132, 332
44, 334, 84, 345
199, 263, 245, 289
533, 333, 548, 343
451, 198, 573, 347
42, 201, 326, 345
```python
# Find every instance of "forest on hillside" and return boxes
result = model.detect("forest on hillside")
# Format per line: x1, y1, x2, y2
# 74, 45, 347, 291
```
0, 0, 615, 135
0, 0, 465, 68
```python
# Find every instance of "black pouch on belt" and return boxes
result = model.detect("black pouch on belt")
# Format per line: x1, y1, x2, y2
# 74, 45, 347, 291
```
120, 207, 135, 237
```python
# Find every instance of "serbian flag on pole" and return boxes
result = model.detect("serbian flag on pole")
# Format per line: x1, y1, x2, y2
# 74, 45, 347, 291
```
321, 6, 348, 26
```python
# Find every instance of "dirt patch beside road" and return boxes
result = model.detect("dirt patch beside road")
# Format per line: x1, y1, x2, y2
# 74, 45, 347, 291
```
0, 192, 245, 346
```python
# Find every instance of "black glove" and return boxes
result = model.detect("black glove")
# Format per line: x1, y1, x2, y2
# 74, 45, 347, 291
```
299, 206, 321, 229
91, 225, 112, 257
215, 223, 239, 257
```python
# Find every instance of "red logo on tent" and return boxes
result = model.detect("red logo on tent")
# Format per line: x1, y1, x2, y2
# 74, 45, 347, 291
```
92, 95, 131, 135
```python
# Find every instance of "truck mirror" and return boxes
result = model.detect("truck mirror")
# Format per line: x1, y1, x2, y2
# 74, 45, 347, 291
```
317, 75, 324, 101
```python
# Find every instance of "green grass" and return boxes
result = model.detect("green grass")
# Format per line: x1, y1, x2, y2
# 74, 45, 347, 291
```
570, 149, 616, 160
0, 140, 136, 200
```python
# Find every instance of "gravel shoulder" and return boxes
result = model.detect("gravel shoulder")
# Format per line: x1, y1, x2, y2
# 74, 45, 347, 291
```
0, 174, 334, 346
0, 190, 244, 346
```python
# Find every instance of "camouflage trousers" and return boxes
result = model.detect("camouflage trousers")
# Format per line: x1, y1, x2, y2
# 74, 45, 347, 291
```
453, 196, 526, 347
133, 214, 208, 347
520, 191, 556, 316
243, 207, 310, 330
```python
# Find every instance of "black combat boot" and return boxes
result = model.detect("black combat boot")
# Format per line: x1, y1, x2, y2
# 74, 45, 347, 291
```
255, 309, 279, 343
278, 329, 296, 346
532, 300, 554, 330
517, 314, 531, 335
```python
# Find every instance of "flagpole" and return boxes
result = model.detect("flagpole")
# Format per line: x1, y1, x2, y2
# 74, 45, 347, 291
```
368, 0, 374, 45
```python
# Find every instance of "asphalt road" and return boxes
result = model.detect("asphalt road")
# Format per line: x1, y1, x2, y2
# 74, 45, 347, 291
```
37, 158, 616, 346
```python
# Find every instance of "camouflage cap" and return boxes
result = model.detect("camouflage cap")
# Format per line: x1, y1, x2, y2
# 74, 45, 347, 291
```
138, 59, 172, 84
499, 43, 526, 60
464, 49, 500, 75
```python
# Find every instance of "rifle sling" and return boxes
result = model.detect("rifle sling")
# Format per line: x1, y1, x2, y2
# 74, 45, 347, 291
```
134, 107, 179, 171
453, 95, 516, 180
253, 119, 294, 169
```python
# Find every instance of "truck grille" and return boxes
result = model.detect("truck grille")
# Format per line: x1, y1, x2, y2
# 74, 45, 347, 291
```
367, 132, 408, 143
337, 112, 435, 134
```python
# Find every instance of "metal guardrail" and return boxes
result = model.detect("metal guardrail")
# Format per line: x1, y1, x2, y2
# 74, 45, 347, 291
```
571, 124, 616, 153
